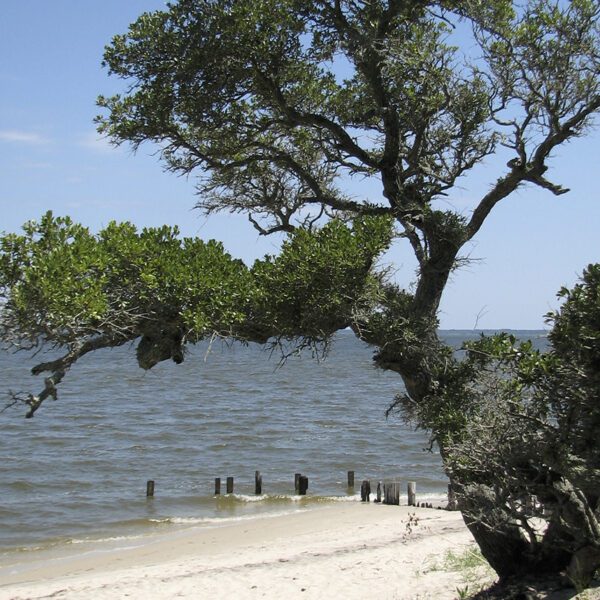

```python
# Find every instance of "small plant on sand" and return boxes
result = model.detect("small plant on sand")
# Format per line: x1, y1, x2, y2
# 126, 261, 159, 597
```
404, 512, 420, 537
426, 545, 495, 596
443, 547, 491, 574
455, 585, 471, 600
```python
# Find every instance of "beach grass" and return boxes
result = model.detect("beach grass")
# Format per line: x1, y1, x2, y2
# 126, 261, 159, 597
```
424, 544, 495, 599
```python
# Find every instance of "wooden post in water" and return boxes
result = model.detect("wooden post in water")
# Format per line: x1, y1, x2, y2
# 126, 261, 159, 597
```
383, 482, 400, 505
360, 480, 371, 502
226, 476, 234, 494
375, 481, 382, 503
295, 473, 301, 493
255, 471, 262, 495
298, 475, 309, 495
215, 477, 221, 495
347, 470, 355, 488
146, 480, 155, 497
408, 482, 416, 507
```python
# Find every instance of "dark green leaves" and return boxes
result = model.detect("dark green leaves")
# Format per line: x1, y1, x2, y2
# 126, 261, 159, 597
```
0, 212, 392, 370
250, 216, 393, 341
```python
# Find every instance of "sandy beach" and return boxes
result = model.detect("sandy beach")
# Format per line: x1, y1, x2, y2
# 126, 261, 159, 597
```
0, 503, 493, 600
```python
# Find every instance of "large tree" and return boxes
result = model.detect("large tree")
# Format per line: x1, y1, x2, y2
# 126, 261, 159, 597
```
1, 0, 599, 593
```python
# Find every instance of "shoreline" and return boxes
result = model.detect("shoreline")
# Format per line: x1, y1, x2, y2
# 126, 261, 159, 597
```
0, 489, 450, 555
0, 503, 492, 600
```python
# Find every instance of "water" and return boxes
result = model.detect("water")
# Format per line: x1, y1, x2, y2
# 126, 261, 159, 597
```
0, 330, 547, 556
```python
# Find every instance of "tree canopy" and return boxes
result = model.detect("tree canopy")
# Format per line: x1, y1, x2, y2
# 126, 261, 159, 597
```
2, 0, 600, 593
95, 0, 600, 397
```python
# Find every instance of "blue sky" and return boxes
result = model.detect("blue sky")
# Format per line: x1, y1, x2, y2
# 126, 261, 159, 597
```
1, 1, 598, 329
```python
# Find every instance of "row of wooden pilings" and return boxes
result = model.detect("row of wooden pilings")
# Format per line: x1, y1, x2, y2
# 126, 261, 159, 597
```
146, 471, 458, 510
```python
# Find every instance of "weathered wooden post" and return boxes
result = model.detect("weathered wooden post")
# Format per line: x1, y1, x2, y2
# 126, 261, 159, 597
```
375, 481, 382, 503
146, 480, 155, 497
255, 471, 262, 495
226, 476, 234, 494
295, 473, 301, 493
360, 480, 371, 502
408, 482, 416, 507
214, 477, 221, 495
347, 470, 355, 488
383, 482, 399, 505
298, 475, 309, 495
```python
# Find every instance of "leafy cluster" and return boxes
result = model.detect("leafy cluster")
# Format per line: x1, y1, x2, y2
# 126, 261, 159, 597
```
0, 213, 252, 350
250, 216, 392, 343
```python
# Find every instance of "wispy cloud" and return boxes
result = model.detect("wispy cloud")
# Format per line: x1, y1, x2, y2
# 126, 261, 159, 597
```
0, 130, 50, 144
79, 132, 121, 155
20, 161, 52, 170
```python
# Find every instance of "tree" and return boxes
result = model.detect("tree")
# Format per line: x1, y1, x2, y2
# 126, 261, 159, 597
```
1, 0, 599, 593
437, 265, 600, 592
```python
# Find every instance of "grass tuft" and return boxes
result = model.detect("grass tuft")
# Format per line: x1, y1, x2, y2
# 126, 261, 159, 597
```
425, 545, 496, 598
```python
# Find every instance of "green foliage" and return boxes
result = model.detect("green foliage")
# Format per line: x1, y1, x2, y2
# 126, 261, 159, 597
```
548, 263, 600, 371
425, 545, 493, 597
432, 267, 600, 583
0, 213, 253, 348
95, 0, 522, 241
250, 216, 392, 341
0, 214, 109, 342
0, 212, 391, 372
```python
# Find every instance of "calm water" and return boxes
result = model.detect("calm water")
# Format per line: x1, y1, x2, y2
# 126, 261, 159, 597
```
0, 330, 547, 555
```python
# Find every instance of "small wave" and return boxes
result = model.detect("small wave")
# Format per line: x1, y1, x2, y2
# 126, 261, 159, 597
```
148, 508, 308, 527
70, 533, 148, 545
213, 492, 365, 506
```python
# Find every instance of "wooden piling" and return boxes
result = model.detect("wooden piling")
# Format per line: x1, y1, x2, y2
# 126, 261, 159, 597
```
298, 475, 308, 495
215, 477, 221, 495
408, 481, 416, 507
383, 482, 400, 505
255, 471, 262, 495
375, 481, 382, 503
295, 473, 301, 493
347, 470, 355, 488
360, 480, 371, 502
226, 476, 234, 494
146, 480, 155, 497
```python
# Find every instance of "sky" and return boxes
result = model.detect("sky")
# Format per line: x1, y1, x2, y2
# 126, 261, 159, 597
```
0, 1, 598, 330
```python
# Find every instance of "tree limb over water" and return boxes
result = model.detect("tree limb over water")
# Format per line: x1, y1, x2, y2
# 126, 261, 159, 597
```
0, 213, 393, 415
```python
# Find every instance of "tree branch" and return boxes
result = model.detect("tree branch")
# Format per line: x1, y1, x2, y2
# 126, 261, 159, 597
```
20, 334, 136, 417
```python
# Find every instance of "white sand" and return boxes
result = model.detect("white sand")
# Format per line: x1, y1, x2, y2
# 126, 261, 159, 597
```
0, 503, 493, 600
